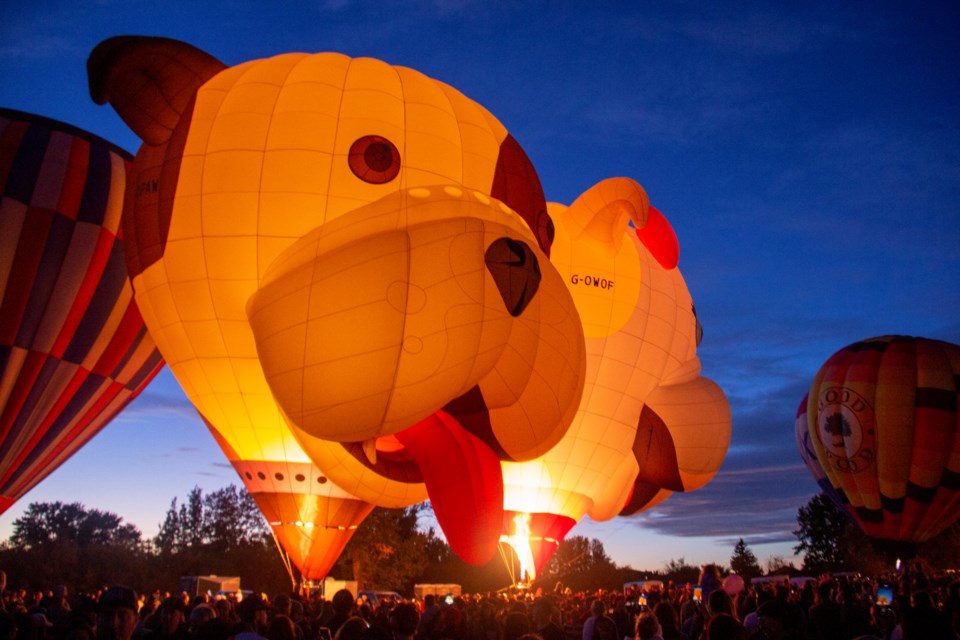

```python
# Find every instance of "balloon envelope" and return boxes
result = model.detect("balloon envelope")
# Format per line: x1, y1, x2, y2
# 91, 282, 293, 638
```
501, 179, 730, 575
804, 335, 960, 542
88, 36, 587, 569
0, 107, 163, 513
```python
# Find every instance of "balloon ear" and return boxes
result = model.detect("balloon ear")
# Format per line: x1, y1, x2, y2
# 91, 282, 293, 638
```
88, 36, 226, 145
565, 177, 649, 255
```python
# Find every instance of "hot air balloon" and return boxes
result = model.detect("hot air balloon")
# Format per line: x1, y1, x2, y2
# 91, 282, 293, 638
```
804, 335, 960, 543
87, 36, 585, 567
500, 178, 731, 579
0, 107, 163, 514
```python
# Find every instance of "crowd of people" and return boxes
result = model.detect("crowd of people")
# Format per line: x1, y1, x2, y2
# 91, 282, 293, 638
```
0, 564, 957, 640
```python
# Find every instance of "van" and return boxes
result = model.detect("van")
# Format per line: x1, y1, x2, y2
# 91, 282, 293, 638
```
358, 590, 404, 608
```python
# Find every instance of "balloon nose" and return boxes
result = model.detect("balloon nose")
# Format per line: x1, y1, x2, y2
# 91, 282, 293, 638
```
484, 237, 541, 316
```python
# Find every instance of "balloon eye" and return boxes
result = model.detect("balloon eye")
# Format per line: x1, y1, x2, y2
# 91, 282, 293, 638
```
349, 135, 401, 183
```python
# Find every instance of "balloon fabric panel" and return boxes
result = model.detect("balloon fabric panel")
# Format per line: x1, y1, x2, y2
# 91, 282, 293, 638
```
395, 412, 503, 565
61, 240, 128, 363
1, 360, 117, 482
0, 107, 163, 515
631, 405, 683, 491
491, 135, 551, 255
635, 206, 678, 270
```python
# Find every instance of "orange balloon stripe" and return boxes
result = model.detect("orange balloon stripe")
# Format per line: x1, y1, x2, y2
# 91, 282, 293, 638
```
0, 370, 124, 492
62, 245, 129, 365
92, 302, 152, 379
50, 228, 118, 359
0, 357, 95, 485
0, 349, 48, 446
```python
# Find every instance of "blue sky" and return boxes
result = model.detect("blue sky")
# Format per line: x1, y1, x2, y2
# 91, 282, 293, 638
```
1, 1, 958, 573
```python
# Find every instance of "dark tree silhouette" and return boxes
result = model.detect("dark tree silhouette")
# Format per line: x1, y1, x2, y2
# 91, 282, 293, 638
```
730, 538, 761, 580
11, 501, 142, 550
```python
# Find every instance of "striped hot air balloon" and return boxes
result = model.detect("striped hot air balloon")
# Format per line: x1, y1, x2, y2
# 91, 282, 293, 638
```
805, 335, 960, 543
0, 107, 163, 514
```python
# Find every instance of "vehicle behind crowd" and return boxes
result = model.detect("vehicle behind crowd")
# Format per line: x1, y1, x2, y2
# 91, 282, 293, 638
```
0, 565, 957, 640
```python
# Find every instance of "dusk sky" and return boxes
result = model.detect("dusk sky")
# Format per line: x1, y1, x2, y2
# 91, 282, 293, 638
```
1, 1, 958, 574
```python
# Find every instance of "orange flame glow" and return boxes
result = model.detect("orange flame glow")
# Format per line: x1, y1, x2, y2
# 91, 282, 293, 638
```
500, 512, 536, 582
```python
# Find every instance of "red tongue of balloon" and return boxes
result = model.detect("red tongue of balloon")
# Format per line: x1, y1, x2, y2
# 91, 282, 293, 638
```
394, 411, 503, 565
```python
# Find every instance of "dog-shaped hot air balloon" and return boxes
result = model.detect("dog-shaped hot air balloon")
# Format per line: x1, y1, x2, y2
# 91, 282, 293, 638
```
88, 36, 585, 565
501, 178, 732, 577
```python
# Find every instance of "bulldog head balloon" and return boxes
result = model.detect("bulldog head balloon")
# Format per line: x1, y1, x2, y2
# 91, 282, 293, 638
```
88, 36, 585, 565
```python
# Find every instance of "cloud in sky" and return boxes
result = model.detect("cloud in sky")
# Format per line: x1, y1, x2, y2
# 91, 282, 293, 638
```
0, 35, 76, 60
121, 389, 200, 418
633, 465, 812, 542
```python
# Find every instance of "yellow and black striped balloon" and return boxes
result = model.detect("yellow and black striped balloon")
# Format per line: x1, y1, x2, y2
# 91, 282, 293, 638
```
805, 335, 960, 542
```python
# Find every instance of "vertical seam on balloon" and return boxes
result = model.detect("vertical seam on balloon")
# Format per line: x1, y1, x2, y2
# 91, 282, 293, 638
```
435, 79, 484, 392
435, 72, 466, 190
260, 54, 306, 471
194, 60, 222, 451
849, 347, 875, 522
320, 54, 352, 456
200, 59, 263, 469
378, 62, 409, 433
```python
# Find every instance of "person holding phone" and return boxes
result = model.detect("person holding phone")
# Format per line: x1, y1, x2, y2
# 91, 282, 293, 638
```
874, 585, 894, 607
699, 565, 723, 602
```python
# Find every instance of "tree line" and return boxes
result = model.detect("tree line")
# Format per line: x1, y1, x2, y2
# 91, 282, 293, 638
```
1, 486, 957, 597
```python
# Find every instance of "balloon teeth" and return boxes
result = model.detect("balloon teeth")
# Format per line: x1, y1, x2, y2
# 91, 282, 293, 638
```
361, 439, 378, 465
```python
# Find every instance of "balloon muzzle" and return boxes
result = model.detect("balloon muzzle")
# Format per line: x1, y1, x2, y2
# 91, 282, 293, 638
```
247, 185, 571, 455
